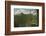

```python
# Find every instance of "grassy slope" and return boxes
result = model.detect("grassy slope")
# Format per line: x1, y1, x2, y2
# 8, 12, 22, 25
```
14, 13, 39, 27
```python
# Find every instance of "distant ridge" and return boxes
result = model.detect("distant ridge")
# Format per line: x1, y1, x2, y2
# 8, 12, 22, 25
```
14, 8, 37, 15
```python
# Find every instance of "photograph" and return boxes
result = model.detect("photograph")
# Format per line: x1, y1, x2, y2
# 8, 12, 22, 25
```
14, 8, 39, 27
5, 1, 45, 35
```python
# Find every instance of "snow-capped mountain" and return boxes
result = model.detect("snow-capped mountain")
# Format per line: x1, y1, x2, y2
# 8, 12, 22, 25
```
14, 8, 37, 15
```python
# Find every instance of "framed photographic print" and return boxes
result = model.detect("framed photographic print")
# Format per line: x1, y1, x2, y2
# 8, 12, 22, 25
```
5, 1, 45, 35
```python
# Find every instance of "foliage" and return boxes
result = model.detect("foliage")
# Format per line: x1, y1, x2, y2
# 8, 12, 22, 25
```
14, 13, 39, 27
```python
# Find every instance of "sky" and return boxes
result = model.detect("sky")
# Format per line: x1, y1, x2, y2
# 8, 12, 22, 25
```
14, 8, 38, 15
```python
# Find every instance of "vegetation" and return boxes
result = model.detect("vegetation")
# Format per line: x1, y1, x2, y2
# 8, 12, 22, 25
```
14, 13, 39, 27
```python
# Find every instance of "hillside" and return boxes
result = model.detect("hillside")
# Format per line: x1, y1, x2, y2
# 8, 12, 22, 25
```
14, 13, 39, 27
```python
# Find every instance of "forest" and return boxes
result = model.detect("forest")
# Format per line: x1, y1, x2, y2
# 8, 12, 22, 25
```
14, 12, 39, 27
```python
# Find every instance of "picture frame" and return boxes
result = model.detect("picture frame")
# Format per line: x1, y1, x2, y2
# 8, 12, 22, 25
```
5, 1, 45, 35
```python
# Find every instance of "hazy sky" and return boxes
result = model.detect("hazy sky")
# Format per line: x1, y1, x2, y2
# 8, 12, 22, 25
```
14, 8, 37, 15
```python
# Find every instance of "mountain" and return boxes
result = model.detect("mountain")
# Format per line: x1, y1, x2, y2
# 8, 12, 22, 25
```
14, 8, 37, 15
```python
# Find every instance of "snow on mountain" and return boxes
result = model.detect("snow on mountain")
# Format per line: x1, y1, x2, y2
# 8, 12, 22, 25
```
14, 8, 37, 15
